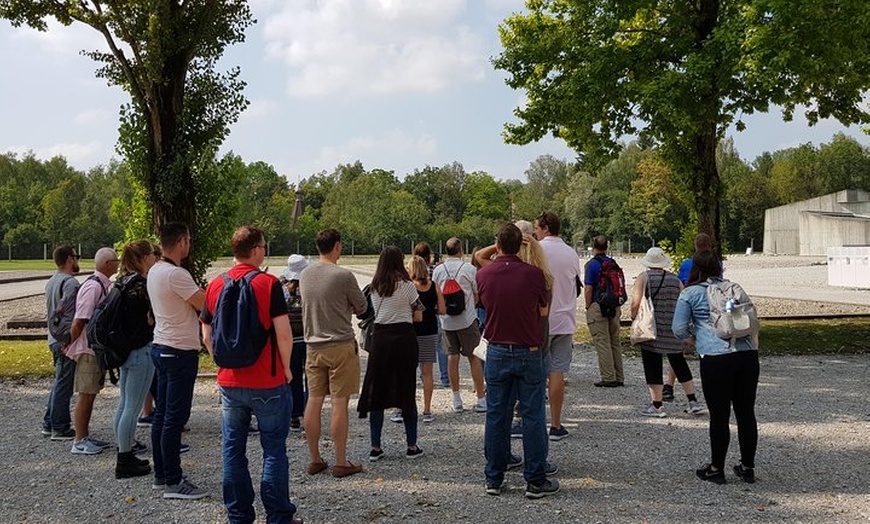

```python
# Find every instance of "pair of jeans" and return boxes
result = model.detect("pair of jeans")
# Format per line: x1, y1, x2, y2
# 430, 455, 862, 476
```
436, 327, 449, 385
484, 343, 547, 487
150, 345, 199, 485
369, 406, 418, 449
700, 350, 759, 469
43, 341, 76, 431
289, 339, 307, 419
114, 344, 155, 452
220, 384, 297, 524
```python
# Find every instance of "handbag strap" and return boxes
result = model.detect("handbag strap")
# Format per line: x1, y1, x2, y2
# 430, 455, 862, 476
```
646, 270, 667, 300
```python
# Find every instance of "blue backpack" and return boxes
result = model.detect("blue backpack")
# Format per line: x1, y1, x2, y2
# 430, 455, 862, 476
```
210, 271, 276, 375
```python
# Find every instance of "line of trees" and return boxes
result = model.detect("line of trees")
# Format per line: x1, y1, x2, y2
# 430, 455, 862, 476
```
2, 133, 867, 261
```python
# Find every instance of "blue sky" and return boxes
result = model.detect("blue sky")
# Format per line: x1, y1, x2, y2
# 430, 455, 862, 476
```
1, 0, 867, 182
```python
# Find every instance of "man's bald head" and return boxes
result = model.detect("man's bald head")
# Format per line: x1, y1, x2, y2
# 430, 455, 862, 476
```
445, 237, 463, 257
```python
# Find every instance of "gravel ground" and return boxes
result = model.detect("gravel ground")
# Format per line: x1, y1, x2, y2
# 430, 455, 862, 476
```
1, 352, 868, 523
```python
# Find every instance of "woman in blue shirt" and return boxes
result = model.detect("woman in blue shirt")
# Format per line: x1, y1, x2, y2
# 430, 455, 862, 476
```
672, 251, 759, 485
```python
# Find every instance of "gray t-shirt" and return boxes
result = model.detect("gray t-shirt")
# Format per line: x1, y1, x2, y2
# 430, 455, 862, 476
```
45, 272, 80, 345
299, 261, 367, 348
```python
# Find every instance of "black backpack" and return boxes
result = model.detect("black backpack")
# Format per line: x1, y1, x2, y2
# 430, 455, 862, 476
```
48, 275, 97, 344
210, 271, 277, 375
87, 274, 136, 384
442, 263, 466, 316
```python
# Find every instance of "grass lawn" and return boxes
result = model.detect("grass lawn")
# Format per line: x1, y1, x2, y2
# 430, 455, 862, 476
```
0, 255, 379, 273
0, 260, 94, 272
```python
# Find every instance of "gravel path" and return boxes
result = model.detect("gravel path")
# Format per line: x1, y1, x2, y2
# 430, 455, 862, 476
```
1, 352, 868, 523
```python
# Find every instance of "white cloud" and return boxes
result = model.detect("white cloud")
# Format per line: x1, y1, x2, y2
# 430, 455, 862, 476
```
7, 19, 106, 57
4, 141, 108, 168
260, 0, 486, 98
239, 98, 279, 122
73, 109, 115, 126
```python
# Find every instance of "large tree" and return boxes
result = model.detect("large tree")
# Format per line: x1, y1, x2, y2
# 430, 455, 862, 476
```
494, 0, 870, 251
1, 0, 253, 279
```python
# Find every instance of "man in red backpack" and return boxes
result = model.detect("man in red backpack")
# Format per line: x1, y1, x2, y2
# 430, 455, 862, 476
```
583, 235, 624, 387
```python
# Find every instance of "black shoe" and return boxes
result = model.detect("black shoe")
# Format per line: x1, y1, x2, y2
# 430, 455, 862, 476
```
405, 446, 424, 459
369, 448, 385, 462
696, 463, 726, 485
115, 451, 152, 479
662, 384, 675, 402
506, 453, 523, 471
525, 478, 560, 499
594, 381, 620, 388
733, 463, 755, 483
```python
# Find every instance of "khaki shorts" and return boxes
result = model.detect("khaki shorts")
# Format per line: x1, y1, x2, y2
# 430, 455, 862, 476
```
442, 320, 481, 357
306, 340, 360, 398
74, 353, 105, 394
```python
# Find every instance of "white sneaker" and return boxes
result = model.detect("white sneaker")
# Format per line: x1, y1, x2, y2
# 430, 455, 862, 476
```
389, 410, 404, 423
452, 399, 464, 413
422, 413, 435, 423
473, 399, 487, 413
640, 404, 667, 418
685, 400, 705, 415
71, 439, 103, 455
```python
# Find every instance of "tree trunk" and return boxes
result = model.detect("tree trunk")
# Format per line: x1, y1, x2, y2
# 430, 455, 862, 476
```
693, 122, 721, 256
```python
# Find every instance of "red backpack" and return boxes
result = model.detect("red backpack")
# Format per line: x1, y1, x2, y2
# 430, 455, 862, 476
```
593, 255, 627, 318
442, 263, 466, 316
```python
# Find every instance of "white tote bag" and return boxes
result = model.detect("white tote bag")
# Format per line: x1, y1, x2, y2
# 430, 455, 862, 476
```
630, 276, 657, 345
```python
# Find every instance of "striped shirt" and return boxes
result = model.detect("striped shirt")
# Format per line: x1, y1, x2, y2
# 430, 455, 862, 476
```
372, 280, 420, 324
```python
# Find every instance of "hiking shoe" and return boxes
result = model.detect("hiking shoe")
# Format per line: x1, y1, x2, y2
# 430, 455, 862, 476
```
422, 412, 435, 423
50, 428, 76, 441
71, 439, 103, 455
733, 463, 755, 484
290, 417, 303, 432
548, 425, 569, 441
452, 399, 464, 413
390, 410, 404, 423
473, 399, 487, 413
153, 476, 166, 490
685, 400, 705, 415
545, 462, 559, 476
180, 443, 190, 454
661, 384, 675, 402
510, 420, 523, 439
369, 449, 385, 462
640, 404, 667, 418
696, 463, 726, 485
593, 380, 620, 388
137, 415, 154, 428
41, 427, 52, 437
86, 436, 111, 449
405, 446, 424, 459
506, 454, 523, 471
163, 477, 208, 500
131, 440, 148, 455
525, 478, 560, 499
485, 481, 503, 496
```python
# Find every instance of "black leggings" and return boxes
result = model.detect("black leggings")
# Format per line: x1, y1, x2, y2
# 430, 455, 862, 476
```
641, 350, 693, 385
700, 351, 759, 469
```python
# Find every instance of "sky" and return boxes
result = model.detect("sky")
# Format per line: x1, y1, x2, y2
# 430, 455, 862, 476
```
1, 0, 868, 183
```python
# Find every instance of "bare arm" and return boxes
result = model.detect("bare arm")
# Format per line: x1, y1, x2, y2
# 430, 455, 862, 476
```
584, 285, 594, 309
273, 315, 294, 383
630, 272, 646, 320
434, 284, 446, 315
70, 318, 86, 343
474, 244, 497, 268
201, 323, 213, 356
186, 289, 205, 312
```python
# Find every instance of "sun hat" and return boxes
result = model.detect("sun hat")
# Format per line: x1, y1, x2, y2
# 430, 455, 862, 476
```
282, 254, 309, 281
640, 247, 671, 269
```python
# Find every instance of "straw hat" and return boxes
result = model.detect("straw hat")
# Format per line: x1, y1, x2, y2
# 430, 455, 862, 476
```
282, 254, 309, 281
640, 247, 671, 269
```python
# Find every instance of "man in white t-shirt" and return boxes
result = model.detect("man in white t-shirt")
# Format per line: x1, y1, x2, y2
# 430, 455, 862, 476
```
147, 222, 207, 500
432, 237, 485, 413
534, 212, 582, 441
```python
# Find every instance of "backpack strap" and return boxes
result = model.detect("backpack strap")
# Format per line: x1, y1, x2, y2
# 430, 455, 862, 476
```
649, 270, 666, 300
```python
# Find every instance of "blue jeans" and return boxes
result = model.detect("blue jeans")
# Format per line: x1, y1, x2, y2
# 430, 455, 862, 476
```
436, 327, 449, 385
43, 341, 76, 431
114, 344, 155, 452
150, 345, 199, 485
484, 344, 547, 486
369, 406, 418, 449
289, 339, 307, 419
221, 384, 297, 524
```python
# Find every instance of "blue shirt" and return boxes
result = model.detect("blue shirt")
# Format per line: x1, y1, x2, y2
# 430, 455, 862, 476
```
671, 278, 757, 357
677, 259, 692, 286
583, 255, 613, 290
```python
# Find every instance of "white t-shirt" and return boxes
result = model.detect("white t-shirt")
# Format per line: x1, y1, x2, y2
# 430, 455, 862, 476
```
540, 235, 582, 335
372, 281, 419, 324
432, 257, 477, 331
147, 260, 202, 350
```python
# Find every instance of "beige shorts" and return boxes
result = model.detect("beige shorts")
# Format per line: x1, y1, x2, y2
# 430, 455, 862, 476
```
442, 320, 481, 357
306, 340, 360, 398
74, 353, 105, 394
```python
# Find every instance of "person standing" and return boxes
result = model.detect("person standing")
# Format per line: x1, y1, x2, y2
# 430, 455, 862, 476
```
300, 229, 368, 478
358, 247, 424, 461
113, 241, 158, 478
148, 222, 207, 499
414, 242, 450, 388
672, 251, 759, 485
201, 226, 302, 524
432, 237, 485, 413
533, 212, 581, 441
408, 255, 444, 422
629, 247, 703, 418
67, 247, 119, 454
281, 254, 310, 432
42, 245, 80, 441
584, 235, 624, 387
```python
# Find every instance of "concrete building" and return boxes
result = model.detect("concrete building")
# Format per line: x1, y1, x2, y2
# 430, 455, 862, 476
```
763, 190, 870, 255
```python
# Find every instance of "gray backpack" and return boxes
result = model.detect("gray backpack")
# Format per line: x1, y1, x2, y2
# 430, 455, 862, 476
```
705, 279, 759, 346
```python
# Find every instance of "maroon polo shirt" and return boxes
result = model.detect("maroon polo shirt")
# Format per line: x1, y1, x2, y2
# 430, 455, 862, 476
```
476, 254, 548, 347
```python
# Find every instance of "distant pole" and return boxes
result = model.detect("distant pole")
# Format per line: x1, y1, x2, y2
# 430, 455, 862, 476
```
44, 243, 47, 260
352, 241, 355, 257
296, 240, 300, 254
7, 244, 10, 261
78, 243, 82, 258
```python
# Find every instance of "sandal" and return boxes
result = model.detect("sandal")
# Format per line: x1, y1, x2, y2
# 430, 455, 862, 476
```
307, 460, 328, 475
